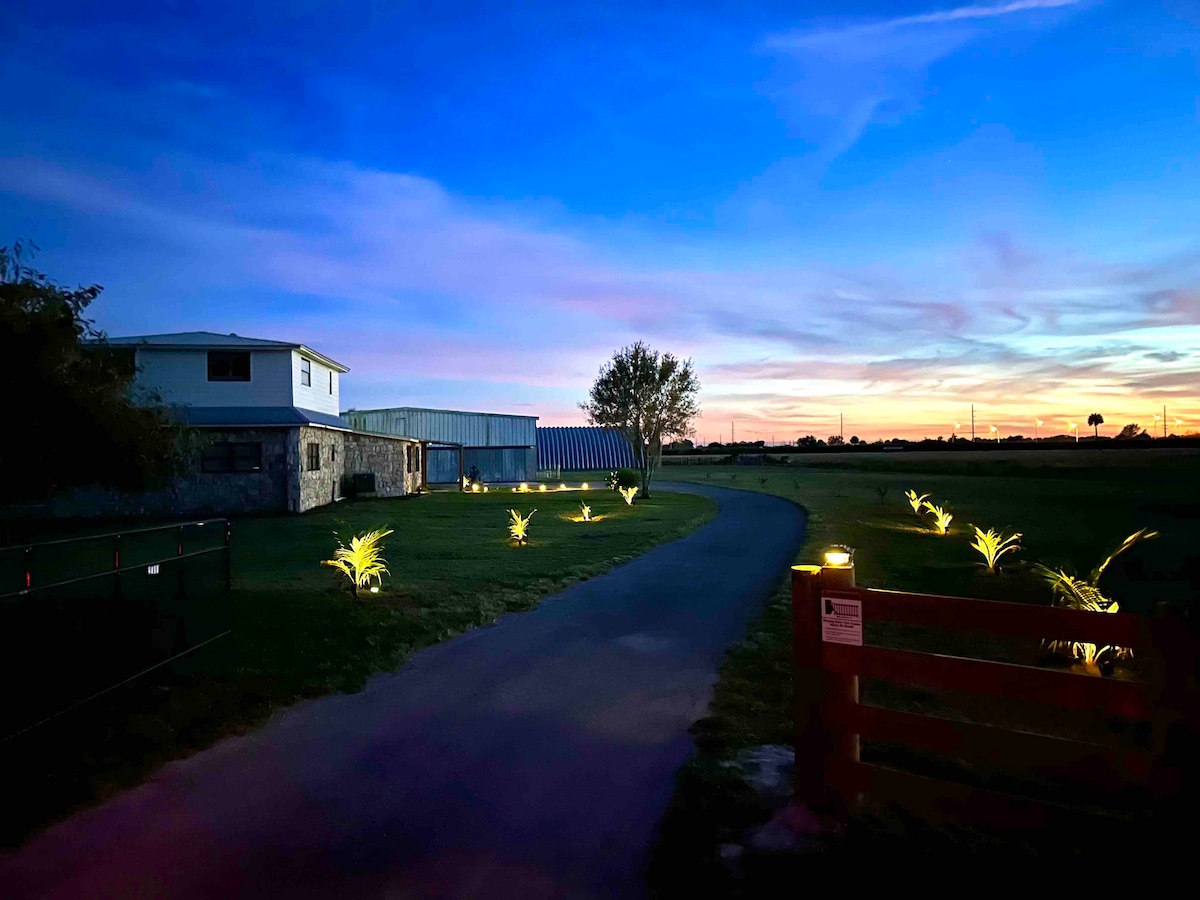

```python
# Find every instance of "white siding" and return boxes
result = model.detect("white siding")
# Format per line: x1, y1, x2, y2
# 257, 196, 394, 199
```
135, 349, 293, 407
291, 350, 340, 415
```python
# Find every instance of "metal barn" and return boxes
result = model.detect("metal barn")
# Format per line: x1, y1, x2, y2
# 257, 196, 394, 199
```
343, 407, 538, 485
536, 427, 635, 471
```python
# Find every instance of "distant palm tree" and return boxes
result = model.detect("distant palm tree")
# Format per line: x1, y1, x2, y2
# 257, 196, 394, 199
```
1088, 412, 1104, 438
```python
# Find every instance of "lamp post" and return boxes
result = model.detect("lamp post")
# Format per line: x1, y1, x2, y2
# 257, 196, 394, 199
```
1035, 418, 1043, 442
1069, 422, 1078, 443
989, 424, 999, 444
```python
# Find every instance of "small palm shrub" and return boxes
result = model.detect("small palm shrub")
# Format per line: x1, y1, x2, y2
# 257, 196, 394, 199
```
970, 527, 1022, 573
1034, 529, 1158, 674
508, 508, 536, 544
904, 489, 930, 515
322, 528, 394, 597
921, 501, 953, 535
619, 486, 638, 506
579, 501, 592, 522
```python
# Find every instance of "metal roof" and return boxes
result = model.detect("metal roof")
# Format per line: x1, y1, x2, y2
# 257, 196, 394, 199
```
537, 427, 635, 471
171, 406, 353, 430
343, 405, 537, 421
343, 407, 537, 447
96, 331, 349, 373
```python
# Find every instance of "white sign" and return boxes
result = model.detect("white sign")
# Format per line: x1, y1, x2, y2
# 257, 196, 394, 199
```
821, 594, 862, 646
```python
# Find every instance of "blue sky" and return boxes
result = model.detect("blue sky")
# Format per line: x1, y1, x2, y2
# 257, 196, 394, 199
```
2, 0, 1198, 439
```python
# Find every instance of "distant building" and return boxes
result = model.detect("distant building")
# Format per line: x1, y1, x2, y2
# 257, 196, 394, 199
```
68, 332, 423, 516
536, 427, 635, 472
343, 407, 538, 485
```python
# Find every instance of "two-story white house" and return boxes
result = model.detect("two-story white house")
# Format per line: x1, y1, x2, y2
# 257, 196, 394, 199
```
79, 332, 424, 515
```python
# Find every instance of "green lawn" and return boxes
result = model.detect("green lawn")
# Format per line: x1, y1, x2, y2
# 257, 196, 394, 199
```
649, 450, 1200, 892
4, 486, 715, 845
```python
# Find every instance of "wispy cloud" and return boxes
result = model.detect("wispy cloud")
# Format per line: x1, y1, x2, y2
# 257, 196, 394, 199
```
762, 0, 1084, 159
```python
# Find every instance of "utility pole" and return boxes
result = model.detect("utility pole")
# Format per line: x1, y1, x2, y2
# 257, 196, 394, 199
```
1164, 405, 1168, 438
840, 412, 844, 441
971, 404, 975, 442
731, 420, 735, 444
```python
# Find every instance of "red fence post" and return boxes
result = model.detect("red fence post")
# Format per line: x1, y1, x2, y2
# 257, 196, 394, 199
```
824, 577, 861, 820
792, 565, 826, 809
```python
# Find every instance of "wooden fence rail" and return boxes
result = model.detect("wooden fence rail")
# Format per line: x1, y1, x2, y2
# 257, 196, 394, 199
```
791, 563, 1197, 831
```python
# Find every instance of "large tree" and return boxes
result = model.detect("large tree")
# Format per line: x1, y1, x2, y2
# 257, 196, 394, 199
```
1, 241, 188, 504
580, 342, 700, 498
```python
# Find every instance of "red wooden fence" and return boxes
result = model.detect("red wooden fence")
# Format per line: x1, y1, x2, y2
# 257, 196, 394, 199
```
791, 563, 1197, 830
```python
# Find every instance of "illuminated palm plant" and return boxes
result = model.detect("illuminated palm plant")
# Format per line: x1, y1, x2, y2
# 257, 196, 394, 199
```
619, 486, 638, 506
904, 490, 930, 515
1033, 529, 1159, 672
921, 501, 953, 535
508, 508, 536, 545
322, 528, 394, 598
969, 527, 1022, 573
580, 501, 592, 522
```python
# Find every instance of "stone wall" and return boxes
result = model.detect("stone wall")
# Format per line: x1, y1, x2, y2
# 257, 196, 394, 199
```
292, 426, 345, 513
49, 428, 291, 518
343, 433, 420, 498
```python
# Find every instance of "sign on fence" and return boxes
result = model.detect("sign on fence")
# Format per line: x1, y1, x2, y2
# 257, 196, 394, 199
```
821, 593, 863, 645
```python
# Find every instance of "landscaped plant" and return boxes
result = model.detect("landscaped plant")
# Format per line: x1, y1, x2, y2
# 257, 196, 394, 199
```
619, 486, 638, 506
322, 528, 394, 597
905, 489, 930, 515
508, 508, 536, 544
969, 527, 1021, 573
607, 468, 640, 490
875, 485, 890, 501
580, 501, 592, 522
921, 500, 953, 535
1033, 528, 1158, 674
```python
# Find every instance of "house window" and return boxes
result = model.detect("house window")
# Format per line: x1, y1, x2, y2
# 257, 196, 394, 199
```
329, 371, 334, 394
306, 442, 321, 471
331, 442, 337, 462
300, 357, 312, 387
405, 445, 412, 473
201, 442, 262, 474
207, 351, 251, 382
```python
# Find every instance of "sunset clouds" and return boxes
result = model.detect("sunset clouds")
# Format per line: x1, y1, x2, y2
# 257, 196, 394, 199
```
1, 1, 1197, 439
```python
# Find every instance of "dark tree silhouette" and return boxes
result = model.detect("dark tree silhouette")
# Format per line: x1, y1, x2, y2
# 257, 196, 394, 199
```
1088, 412, 1104, 438
580, 342, 699, 498
1, 241, 189, 503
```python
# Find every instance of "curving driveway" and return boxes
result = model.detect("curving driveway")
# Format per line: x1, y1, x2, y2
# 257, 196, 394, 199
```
2, 483, 805, 899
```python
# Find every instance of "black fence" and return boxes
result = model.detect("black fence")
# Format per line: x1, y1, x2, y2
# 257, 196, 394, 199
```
0, 520, 232, 741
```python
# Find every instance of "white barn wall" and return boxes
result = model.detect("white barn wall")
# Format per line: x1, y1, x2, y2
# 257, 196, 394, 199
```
135, 348, 293, 408
291, 350, 340, 415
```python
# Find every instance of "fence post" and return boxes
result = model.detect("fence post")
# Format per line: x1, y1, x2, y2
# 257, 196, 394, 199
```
792, 564, 826, 809
822, 560, 861, 818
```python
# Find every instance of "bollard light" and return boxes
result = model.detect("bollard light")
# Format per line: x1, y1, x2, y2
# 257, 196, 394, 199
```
823, 545, 854, 568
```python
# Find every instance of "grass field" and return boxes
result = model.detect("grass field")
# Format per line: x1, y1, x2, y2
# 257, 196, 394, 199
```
649, 449, 1200, 891
4, 486, 715, 845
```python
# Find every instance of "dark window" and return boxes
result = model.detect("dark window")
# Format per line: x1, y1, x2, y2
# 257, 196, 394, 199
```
331, 442, 337, 462
207, 351, 251, 382
201, 442, 262, 473
300, 357, 311, 386
329, 371, 334, 394
405, 445, 412, 473
306, 442, 321, 471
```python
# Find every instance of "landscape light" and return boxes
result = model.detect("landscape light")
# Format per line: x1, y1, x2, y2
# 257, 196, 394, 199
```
483, 486, 489, 493
538, 484, 547, 492
369, 586, 379, 594
581, 482, 590, 490
559, 483, 568, 491
823, 546, 853, 568
471, 483, 481, 493
519, 482, 529, 492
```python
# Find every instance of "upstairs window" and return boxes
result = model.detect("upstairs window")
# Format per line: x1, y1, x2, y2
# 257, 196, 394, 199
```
201, 442, 262, 473
306, 442, 321, 471
208, 350, 251, 382
300, 357, 312, 386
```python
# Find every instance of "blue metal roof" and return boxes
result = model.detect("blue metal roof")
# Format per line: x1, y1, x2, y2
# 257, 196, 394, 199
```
537, 427, 635, 471
172, 406, 352, 429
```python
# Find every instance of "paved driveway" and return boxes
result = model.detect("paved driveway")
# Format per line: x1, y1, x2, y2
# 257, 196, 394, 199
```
2, 483, 806, 899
